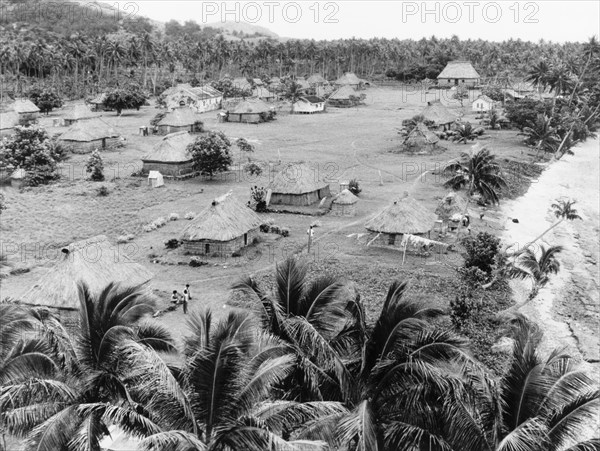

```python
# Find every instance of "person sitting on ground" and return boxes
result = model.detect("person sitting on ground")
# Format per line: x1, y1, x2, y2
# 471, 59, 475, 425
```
171, 290, 181, 304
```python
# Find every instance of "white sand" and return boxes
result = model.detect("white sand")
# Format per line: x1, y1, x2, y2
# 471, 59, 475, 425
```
500, 138, 600, 371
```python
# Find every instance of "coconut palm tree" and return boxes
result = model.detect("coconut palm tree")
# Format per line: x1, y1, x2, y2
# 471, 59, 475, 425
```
0, 282, 183, 451
330, 281, 472, 451
430, 316, 599, 451
522, 114, 560, 157
283, 80, 305, 113
507, 245, 563, 299
443, 146, 508, 205
137, 310, 345, 450
452, 122, 478, 144
232, 257, 353, 402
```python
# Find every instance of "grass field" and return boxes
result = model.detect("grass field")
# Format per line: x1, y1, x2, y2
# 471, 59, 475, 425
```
1, 85, 536, 342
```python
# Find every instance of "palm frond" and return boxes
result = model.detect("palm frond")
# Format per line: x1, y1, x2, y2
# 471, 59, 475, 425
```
136, 321, 177, 353
276, 257, 307, 316
546, 390, 600, 451
336, 400, 379, 451
138, 430, 207, 451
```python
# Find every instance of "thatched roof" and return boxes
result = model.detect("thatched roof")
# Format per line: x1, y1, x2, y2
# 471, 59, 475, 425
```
365, 195, 437, 235
59, 119, 119, 142
437, 61, 480, 79
64, 104, 94, 121
90, 93, 107, 104
143, 131, 195, 163
229, 99, 271, 114
295, 78, 310, 89
329, 85, 359, 100
435, 192, 469, 220
253, 86, 276, 99
474, 95, 495, 104
13, 99, 40, 114
157, 107, 201, 127
181, 193, 262, 242
403, 123, 440, 147
307, 74, 327, 84
421, 100, 458, 125
162, 84, 222, 102
335, 73, 362, 85
269, 163, 329, 195
232, 77, 252, 90
0, 111, 18, 130
333, 189, 358, 205
19, 235, 154, 310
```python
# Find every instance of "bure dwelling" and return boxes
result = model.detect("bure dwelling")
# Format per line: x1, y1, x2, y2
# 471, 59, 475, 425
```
437, 60, 480, 87
268, 163, 331, 206
155, 107, 203, 135
421, 100, 459, 130
18, 235, 154, 326
141, 131, 195, 177
58, 119, 121, 153
330, 189, 358, 217
181, 193, 263, 257
13, 99, 40, 125
226, 99, 273, 124
63, 103, 95, 126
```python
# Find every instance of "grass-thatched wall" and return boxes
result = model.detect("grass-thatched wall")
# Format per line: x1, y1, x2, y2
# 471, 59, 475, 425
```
330, 202, 356, 217
17, 111, 39, 125
182, 228, 259, 257
269, 186, 330, 207
156, 123, 201, 135
61, 137, 121, 154
142, 161, 194, 177
227, 112, 264, 123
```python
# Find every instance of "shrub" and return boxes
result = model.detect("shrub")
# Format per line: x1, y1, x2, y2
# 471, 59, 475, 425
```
250, 186, 268, 212
462, 232, 501, 275
96, 186, 109, 196
188, 131, 233, 178
245, 162, 263, 177
259, 223, 270, 233
27, 87, 63, 114
104, 83, 148, 115
116, 234, 135, 244
270, 225, 281, 234
165, 238, 180, 249
85, 150, 104, 181
450, 291, 481, 330
189, 257, 208, 267
348, 179, 361, 196
168, 213, 180, 221
236, 137, 255, 154
184, 212, 196, 220
142, 224, 157, 233
280, 227, 290, 237
152, 217, 167, 228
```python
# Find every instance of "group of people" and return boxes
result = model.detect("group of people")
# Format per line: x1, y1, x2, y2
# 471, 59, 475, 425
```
171, 284, 192, 314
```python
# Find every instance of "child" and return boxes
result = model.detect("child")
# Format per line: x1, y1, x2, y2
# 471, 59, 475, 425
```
171, 290, 180, 304
182, 289, 189, 314
185, 284, 192, 300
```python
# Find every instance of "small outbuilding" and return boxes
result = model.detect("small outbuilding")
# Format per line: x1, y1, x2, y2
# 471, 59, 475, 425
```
147, 170, 164, 188
58, 119, 121, 153
18, 235, 154, 323
364, 194, 437, 247
328, 86, 363, 108
226, 99, 273, 124
142, 131, 195, 177
13, 99, 40, 125
472, 95, 498, 112
89, 93, 110, 112
331, 189, 358, 217
10, 168, 26, 188
437, 60, 480, 87
155, 107, 203, 135
402, 123, 441, 153
334, 72, 364, 89
268, 163, 331, 206
293, 96, 326, 114
63, 104, 95, 126
181, 192, 263, 257
421, 100, 458, 130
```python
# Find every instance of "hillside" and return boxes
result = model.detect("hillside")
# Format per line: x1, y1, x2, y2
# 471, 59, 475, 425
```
204, 21, 279, 39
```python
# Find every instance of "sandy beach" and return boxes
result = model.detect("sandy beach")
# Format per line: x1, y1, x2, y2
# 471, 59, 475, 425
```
500, 138, 600, 374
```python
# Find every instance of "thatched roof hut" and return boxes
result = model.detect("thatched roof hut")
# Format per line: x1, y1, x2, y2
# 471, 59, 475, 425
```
58, 119, 121, 153
181, 192, 263, 256
334, 72, 362, 87
155, 107, 203, 135
13, 99, 40, 114
63, 104, 94, 125
307, 74, 327, 85
89, 93, 110, 111
421, 100, 458, 128
227, 99, 272, 123
365, 194, 437, 245
142, 131, 195, 177
437, 61, 480, 86
19, 235, 154, 311
435, 192, 469, 221
402, 123, 440, 152
252, 86, 277, 101
331, 189, 358, 217
268, 163, 331, 206
328, 86, 363, 108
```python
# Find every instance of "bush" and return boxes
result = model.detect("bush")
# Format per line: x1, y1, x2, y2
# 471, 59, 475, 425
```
348, 179, 361, 196
450, 291, 481, 330
85, 150, 104, 181
152, 217, 167, 228
462, 232, 501, 275
280, 227, 290, 237
165, 238, 180, 249
104, 83, 148, 115
259, 223, 270, 233
189, 257, 208, 267
27, 87, 63, 114
245, 162, 263, 177
96, 186, 109, 196
168, 213, 180, 221
142, 224, 157, 233
116, 234, 135, 243
250, 186, 268, 212
189, 131, 232, 178
270, 225, 281, 234
184, 212, 196, 220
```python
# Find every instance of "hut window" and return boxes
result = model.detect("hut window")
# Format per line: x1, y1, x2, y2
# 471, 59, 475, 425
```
388, 234, 396, 245
205, 243, 210, 254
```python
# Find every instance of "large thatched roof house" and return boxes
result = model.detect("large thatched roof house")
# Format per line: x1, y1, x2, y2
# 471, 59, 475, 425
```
18, 235, 154, 320
307, 73, 327, 86
226, 99, 272, 124
421, 100, 458, 129
437, 60, 480, 87
58, 119, 121, 153
12, 99, 40, 125
63, 104, 94, 126
142, 131, 195, 177
252, 86, 277, 101
402, 123, 440, 152
268, 163, 331, 206
328, 86, 363, 108
334, 72, 364, 88
331, 189, 358, 217
155, 107, 203, 135
364, 194, 437, 247
181, 193, 263, 257
161, 84, 223, 113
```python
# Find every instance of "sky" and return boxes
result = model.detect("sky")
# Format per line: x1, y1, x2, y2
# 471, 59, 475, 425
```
133, 1, 600, 42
